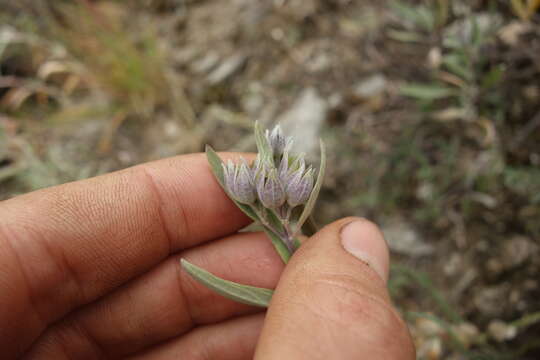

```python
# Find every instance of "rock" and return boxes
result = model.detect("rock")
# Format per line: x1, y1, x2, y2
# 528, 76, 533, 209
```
277, 88, 327, 156
416, 317, 445, 337
191, 52, 219, 73
383, 218, 434, 257
501, 236, 537, 270
173, 47, 199, 66
417, 338, 442, 360
352, 74, 387, 99
306, 52, 332, 73
452, 322, 479, 349
207, 54, 246, 84
488, 320, 517, 342
498, 21, 531, 46
473, 284, 509, 317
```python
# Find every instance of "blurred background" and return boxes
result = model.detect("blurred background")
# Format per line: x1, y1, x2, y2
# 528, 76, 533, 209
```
1, 0, 539, 358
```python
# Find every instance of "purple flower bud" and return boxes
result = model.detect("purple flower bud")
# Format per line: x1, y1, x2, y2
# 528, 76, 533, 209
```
278, 151, 289, 181
286, 167, 314, 207
279, 153, 305, 185
252, 154, 264, 181
290, 154, 306, 173
222, 160, 236, 190
257, 167, 286, 209
222, 159, 256, 204
266, 125, 289, 156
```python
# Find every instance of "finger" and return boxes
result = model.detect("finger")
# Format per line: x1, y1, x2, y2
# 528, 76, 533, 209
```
127, 314, 264, 360
24, 232, 283, 359
0, 153, 252, 358
255, 217, 415, 360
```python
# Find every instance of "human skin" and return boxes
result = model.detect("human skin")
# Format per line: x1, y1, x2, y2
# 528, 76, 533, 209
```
0, 153, 415, 359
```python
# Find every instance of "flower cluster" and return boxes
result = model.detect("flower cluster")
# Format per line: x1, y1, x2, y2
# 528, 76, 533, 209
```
222, 125, 314, 215
181, 122, 325, 310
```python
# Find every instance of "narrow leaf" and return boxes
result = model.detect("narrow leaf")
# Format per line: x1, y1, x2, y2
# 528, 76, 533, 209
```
400, 83, 456, 100
293, 140, 326, 238
265, 208, 285, 234
181, 259, 274, 307
263, 227, 291, 263
205, 145, 260, 221
442, 54, 471, 81
254, 121, 273, 165
386, 29, 424, 43
205, 144, 226, 185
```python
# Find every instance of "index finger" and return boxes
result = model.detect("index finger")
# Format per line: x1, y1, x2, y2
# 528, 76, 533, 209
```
0, 152, 252, 357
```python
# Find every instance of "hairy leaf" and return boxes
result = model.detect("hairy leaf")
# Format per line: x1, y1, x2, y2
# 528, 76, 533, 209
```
263, 227, 291, 263
254, 121, 274, 166
181, 259, 274, 307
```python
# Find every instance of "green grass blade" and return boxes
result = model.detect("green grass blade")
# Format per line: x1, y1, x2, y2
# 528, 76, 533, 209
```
400, 83, 457, 100
205, 145, 260, 221
292, 140, 326, 239
181, 259, 274, 307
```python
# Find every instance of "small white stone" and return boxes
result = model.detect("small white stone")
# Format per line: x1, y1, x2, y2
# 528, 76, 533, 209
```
488, 320, 517, 342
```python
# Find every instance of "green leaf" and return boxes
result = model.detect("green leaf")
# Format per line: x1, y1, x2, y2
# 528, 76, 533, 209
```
205, 144, 226, 185
442, 54, 471, 81
265, 208, 285, 234
205, 145, 260, 222
390, 1, 434, 31
254, 121, 273, 165
400, 83, 457, 100
386, 29, 424, 43
181, 259, 274, 307
263, 227, 291, 263
481, 65, 504, 89
293, 140, 326, 239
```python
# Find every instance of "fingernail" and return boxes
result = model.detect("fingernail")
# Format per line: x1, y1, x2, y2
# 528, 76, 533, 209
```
340, 220, 389, 283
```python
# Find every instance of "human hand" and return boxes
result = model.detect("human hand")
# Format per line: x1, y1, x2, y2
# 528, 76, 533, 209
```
0, 153, 414, 359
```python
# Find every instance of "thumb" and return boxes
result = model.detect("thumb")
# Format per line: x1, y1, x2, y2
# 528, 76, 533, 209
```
255, 217, 415, 360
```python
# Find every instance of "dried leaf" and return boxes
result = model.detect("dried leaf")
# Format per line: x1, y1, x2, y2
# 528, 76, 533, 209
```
181, 259, 274, 307
2, 87, 33, 110
293, 140, 326, 238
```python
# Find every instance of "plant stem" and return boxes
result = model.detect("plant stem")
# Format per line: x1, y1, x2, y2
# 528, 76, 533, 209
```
253, 206, 285, 239
281, 206, 295, 251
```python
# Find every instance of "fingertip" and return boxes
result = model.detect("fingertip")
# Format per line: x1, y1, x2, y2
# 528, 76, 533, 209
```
340, 219, 390, 283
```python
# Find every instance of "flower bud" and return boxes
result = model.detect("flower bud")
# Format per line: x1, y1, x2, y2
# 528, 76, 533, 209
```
222, 159, 256, 204
222, 160, 236, 190
279, 153, 305, 186
286, 167, 314, 207
278, 150, 289, 181
256, 167, 286, 209
251, 154, 264, 181
266, 125, 290, 156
